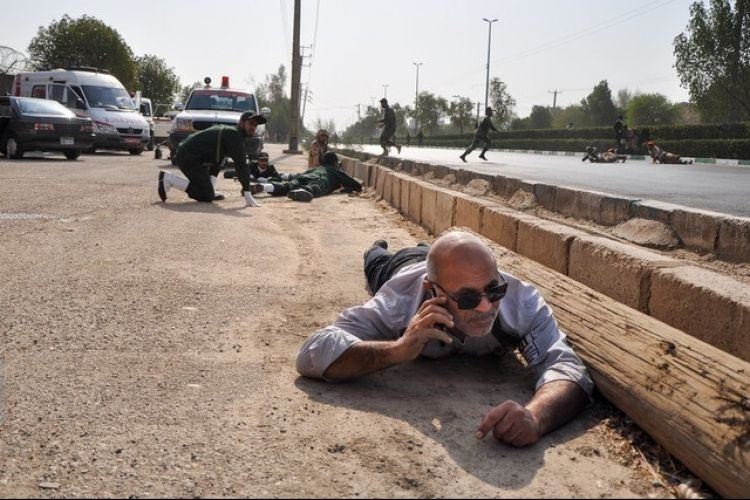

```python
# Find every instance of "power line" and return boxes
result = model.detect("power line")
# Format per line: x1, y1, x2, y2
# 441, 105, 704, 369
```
495, 0, 678, 65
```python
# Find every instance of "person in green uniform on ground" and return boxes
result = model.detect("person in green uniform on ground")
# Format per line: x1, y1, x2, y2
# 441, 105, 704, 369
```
247, 151, 362, 202
460, 107, 499, 162
223, 151, 295, 182
157, 111, 267, 207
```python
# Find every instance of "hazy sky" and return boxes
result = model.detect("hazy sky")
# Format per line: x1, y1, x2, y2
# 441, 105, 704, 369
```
3, 0, 694, 130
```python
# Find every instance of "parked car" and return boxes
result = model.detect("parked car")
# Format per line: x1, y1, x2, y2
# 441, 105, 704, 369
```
168, 76, 270, 163
0, 96, 95, 160
13, 67, 150, 155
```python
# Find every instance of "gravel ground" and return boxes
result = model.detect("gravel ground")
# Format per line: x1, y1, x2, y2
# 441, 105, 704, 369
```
0, 145, 662, 498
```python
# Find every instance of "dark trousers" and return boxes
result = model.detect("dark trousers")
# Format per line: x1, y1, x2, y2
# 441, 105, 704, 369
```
269, 176, 326, 198
364, 245, 429, 295
177, 154, 219, 202
380, 128, 398, 149
462, 135, 491, 157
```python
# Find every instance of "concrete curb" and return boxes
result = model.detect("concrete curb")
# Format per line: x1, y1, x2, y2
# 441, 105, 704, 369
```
340, 153, 750, 362
339, 149, 750, 264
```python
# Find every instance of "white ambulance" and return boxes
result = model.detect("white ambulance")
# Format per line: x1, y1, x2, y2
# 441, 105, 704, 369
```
13, 67, 150, 154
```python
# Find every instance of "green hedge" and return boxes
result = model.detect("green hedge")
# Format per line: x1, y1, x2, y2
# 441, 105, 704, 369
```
381, 137, 750, 159
380, 121, 750, 159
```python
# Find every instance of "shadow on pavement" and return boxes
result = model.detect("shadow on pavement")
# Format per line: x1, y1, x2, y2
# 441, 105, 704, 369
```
294, 353, 591, 490
156, 201, 253, 218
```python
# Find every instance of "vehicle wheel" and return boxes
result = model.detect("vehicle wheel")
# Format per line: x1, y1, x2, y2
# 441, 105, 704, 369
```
86, 146, 97, 154
129, 148, 144, 155
5, 136, 24, 159
64, 150, 81, 160
146, 136, 155, 151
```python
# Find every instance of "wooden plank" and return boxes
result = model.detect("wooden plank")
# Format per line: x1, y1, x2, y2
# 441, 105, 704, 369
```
480, 238, 750, 499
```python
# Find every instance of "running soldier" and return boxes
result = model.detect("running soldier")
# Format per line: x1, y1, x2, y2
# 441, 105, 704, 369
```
157, 111, 266, 207
378, 98, 402, 156
460, 107, 498, 162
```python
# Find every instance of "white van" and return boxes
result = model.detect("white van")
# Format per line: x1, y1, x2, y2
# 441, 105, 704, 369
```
13, 67, 150, 154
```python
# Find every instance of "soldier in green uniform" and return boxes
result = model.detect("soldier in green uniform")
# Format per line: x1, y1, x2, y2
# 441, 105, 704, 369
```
247, 151, 362, 202
157, 111, 267, 207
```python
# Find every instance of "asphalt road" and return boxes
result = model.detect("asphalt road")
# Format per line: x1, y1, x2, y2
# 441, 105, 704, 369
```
359, 145, 750, 217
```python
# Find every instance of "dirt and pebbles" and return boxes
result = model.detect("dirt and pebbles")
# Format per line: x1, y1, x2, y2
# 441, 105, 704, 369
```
0, 145, 696, 498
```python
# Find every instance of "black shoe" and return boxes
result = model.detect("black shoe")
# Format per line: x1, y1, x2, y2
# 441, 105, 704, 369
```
396, 145, 402, 154
213, 194, 225, 201
459, 155, 467, 163
287, 189, 313, 202
478, 154, 487, 160
247, 182, 264, 194
158, 171, 167, 202
372, 240, 388, 250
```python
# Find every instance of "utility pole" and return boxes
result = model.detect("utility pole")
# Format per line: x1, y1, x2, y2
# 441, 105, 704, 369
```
413, 62, 422, 135
301, 87, 313, 127
548, 89, 562, 109
284, 0, 302, 154
482, 18, 498, 111
476, 101, 481, 126
355, 104, 361, 121
382, 84, 389, 99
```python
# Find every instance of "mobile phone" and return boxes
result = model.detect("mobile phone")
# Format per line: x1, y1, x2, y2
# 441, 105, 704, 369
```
423, 286, 468, 345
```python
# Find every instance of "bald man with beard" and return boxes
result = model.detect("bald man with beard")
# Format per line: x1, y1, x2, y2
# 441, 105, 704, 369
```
296, 231, 592, 447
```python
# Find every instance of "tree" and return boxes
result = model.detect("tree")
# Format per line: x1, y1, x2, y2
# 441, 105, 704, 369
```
580, 80, 617, 126
674, 0, 750, 122
27, 15, 137, 88
510, 117, 531, 130
488, 78, 516, 129
414, 92, 448, 135
626, 93, 680, 127
529, 105, 553, 129
552, 104, 589, 129
256, 65, 290, 143
135, 54, 180, 107
448, 97, 474, 134
179, 81, 202, 104
342, 105, 381, 143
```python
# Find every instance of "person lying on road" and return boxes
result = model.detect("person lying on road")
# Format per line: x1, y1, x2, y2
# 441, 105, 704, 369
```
296, 231, 593, 447
246, 151, 361, 203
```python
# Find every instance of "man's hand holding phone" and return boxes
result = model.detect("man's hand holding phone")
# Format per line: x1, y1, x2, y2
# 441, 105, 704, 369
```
393, 292, 454, 363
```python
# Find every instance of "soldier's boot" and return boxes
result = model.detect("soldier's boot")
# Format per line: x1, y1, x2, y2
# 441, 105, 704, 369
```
478, 147, 489, 160
287, 189, 314, 202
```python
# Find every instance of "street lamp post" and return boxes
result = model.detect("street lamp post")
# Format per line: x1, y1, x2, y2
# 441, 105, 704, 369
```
413, 62, 422, 135
482, 17, 498, 111
382, 84, 389, 99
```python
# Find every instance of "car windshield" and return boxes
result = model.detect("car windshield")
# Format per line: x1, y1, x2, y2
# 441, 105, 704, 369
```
16, 98, 75, 117
81, 85, 136, 110
186, 90, 256, 113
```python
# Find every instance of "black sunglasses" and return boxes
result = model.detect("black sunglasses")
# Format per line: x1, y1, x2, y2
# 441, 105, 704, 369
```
430, 275, 508, 310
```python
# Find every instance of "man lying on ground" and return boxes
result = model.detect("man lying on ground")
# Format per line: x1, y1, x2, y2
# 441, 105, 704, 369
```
296, 231, 593, 447
246, 151, 361, 203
